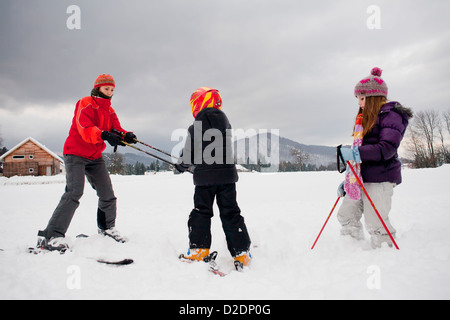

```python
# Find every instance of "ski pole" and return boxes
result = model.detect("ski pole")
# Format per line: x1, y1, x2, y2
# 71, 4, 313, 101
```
108, 130, 195, 173
134, 138, 178, 160
121, 141, 175, 167
111, 129, 178, 160
311, 197, 341, 250
123, 141, 195, 174
346, 161, 400, 250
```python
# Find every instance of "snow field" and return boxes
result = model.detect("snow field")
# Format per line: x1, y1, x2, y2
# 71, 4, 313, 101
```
0, 166, 449, 299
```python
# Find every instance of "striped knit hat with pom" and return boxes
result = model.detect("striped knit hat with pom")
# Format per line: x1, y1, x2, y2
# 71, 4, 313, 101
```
94, 74, 115, 88
354, 67, 388, 98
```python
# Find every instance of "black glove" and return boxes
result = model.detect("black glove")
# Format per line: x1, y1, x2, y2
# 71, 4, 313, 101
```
124, 132, 137, 144
101, 131, 125, 147
174, 163, 195, 174
174, 163, 189, 173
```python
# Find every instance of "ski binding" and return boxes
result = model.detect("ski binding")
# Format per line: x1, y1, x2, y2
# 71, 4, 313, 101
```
179, 251, 227, 277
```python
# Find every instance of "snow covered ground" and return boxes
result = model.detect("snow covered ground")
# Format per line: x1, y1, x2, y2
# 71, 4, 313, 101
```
1, 165, 449, 300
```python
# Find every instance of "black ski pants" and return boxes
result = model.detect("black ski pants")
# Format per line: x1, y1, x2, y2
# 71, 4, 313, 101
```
39, 154, 117, 239
188, 183, 251, 257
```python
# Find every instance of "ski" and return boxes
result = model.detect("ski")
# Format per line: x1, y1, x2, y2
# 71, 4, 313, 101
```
208, 262, 227, 277
28, 234, 134, 266
97, 258, 134, 265
179, 251, 227, 277
28, 247, 67, 255
77, 232, 127, 243
234, 260, 245, 272
28, 246, 134, 266
203, 251, 227, 277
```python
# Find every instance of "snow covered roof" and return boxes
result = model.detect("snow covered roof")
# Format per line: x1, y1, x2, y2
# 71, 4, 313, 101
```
0, 137, 63, 163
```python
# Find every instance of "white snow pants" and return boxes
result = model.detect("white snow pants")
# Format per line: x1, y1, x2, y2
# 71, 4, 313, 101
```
337, 182, 396, 246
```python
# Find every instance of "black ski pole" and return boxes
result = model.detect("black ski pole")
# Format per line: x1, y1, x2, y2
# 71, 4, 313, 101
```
111, 129, 178, 160
121, 141, 175, 167
123, 141, 195, 174
109, 129, 194, 173
134, 138, 178, 160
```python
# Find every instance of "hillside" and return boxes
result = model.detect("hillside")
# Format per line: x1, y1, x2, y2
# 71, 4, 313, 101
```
233, 132, 336, 168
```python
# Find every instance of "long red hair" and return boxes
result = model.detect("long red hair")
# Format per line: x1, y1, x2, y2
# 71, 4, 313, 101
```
354, 96, 387, 137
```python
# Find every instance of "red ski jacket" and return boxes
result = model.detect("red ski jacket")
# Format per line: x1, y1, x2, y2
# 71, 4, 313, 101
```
63, 96, 127, 160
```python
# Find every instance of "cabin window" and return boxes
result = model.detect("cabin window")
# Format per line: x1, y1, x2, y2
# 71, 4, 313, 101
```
12, 155, 25, 159
29, 168, 34, 173
29, 155, 34, 159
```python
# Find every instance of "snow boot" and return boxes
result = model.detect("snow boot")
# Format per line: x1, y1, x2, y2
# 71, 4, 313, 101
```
180, 248, 210, 262
234, 251, 252, 271
371, 234, 394, 249
36, 232, 70, 253
98, 227, 127, 243
340, 223, 365, 241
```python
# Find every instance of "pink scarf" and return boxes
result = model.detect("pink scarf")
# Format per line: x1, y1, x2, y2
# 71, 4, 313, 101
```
344, 113, 363, 200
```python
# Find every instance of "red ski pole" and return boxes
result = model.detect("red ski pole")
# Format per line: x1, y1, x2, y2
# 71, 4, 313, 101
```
346, 161, 400, 250
311, 197, 341, 250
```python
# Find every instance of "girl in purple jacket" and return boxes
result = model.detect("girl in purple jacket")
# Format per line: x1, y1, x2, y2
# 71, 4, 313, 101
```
337, 68, 413, 248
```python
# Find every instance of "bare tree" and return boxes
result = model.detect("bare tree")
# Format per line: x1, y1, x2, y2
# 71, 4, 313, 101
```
104, 152, 125, 174
407, 110, 447, 168
443, 110, 450, 135
290, 147, 310, 171
442, 110, 450, 163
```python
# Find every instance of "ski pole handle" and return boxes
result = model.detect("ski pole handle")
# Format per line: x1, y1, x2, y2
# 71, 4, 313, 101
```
337, 145, 346, 173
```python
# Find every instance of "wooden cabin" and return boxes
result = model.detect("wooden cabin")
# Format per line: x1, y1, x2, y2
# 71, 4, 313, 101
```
0, 137, 64, 178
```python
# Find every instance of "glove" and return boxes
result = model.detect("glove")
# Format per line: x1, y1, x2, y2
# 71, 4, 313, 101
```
174, 163, 195, 174
337, 181, 346, 197
174, 163, 190, 173
340, 147, 361, 163
101, 131, 125, 147
124, 132, 137, 144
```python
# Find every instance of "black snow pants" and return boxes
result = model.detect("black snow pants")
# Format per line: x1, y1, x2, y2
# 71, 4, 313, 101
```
188, 183, 251, 257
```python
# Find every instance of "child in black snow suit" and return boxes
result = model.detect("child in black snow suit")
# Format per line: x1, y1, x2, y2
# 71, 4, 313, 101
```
176, 87, 252, 268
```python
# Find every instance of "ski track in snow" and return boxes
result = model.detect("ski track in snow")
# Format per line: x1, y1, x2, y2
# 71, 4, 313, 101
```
0, 166, 449, 299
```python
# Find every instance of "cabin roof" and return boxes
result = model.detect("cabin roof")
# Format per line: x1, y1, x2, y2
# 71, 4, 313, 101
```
0, 137, 63, 163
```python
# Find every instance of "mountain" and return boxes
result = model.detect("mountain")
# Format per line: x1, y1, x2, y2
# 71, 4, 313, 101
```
107, 133, 338, 170
233, 132, 337, 169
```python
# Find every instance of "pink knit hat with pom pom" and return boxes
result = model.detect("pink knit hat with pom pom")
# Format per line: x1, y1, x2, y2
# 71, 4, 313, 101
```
354, 67, 388, 97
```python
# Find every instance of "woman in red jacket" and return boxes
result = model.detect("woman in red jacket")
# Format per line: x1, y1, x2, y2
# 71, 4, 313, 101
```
37, 74, 136, 251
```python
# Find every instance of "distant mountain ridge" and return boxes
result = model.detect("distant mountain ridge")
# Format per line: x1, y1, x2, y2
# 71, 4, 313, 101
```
107, 133, 337, 168
233, 132, 336, 168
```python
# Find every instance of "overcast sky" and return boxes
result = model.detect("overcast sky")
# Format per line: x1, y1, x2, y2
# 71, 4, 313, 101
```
1, 0, 449, 156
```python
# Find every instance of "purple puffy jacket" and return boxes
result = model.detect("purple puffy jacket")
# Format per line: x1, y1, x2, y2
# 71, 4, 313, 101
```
358, 101, 413, 185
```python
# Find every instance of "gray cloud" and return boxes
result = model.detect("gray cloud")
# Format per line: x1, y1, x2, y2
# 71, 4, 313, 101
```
1, 0, 449, 155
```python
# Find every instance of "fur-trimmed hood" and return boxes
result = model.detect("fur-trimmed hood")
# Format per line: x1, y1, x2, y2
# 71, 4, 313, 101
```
384, 101, 413, 119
